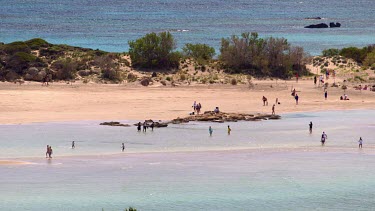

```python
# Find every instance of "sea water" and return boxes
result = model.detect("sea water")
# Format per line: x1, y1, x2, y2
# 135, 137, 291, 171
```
1, 110, 375, 210
1, 0, 375, 55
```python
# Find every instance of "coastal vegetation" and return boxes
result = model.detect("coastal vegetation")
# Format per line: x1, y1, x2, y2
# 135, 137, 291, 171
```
219, 32, 309, 79
128, 32, 180, 69
322, 45, 375, 68
1, 34, 374, 85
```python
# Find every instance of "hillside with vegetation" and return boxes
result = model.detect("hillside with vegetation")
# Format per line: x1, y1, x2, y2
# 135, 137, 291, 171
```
1, 34, 374, 86
308, 45, 375, 83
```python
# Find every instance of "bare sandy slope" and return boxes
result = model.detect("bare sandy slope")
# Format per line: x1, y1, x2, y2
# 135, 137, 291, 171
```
0, 78, 374, 124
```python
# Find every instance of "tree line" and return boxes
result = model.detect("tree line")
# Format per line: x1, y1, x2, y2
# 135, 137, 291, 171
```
128, 32, 310, 79
322, 45, 375, 69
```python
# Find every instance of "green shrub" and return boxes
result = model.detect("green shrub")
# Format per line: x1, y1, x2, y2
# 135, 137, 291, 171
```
166, 76, 171, 81
127, 73, 138, 82
354, 75, 366, 82
102, 69, 122, 82
24, 38, 50, 50
182, 43, 215, 62
180, 74, 186, 81
128, 32, 181, 69
231, 78, 237, 85
322, 48, 339, 57
6, 52, 38, 74
51, 58, 78, 80
3, 41, 31, 54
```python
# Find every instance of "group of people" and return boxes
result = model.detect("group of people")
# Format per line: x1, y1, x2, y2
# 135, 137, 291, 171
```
291, 89, 299, 105
137, 121, 154, 132
309, 122, 363, 148
340, 94, 350, 100
192, 101, 202, 115
208, 125, 231, 136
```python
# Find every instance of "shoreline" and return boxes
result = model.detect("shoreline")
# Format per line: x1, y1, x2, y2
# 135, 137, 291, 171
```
1, 144, 372, 165
0, 108, 374, 126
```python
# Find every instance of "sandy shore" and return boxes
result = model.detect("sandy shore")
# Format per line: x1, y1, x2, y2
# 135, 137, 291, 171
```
0, 78, 374, 124
0, 160, 32, 165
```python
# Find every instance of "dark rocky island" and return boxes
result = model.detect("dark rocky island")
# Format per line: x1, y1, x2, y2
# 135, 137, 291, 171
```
305, 22, 341, 28
100, 121, 131, 127
304, 23, 329, 28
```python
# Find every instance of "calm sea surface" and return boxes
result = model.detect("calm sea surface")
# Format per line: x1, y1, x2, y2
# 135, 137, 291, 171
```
1, 110, 375, 210
1, 0, 375, 55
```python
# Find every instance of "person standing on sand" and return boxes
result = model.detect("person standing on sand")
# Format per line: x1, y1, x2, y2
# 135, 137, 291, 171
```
314, 76, 317, 86
72, 141, 75, 149
358, 137, 363, 148
295, 94, 299, 105
227, 125, 231, 135
137, 122, 141, 132
209, 126, 213, 136
296, 73, 299, 83
150, 122, 154, 131
47, 146, 53, 158
325, 91, 328, 100
309, 122, 313, 133
321, 132, 327, 146
143, 122, 147, 132
46, 145, 49, 158
122, 143, 125, 152
262, 96, 268, 106
272, 104, 275, 115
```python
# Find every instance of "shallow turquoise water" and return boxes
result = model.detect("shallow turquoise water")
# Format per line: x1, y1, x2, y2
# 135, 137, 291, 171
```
1, 0, 375, 54
1, 110, 375, 210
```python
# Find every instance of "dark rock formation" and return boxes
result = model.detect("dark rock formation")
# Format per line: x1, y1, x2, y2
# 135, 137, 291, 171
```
305, 17, 322, 20
170, 111, 281, 124
329, 22, 341, 28
304, 23, 329, 28
133, 120, 168, 128
140, 77, 151, 86
100, 121, 131, 127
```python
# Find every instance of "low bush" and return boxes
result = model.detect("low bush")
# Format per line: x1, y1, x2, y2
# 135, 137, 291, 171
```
127, 73, 138, 82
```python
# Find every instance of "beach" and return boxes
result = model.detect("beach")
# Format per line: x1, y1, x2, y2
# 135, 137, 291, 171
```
1, 78, 374, 124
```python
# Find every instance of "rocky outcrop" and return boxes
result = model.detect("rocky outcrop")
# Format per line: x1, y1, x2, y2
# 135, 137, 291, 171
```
133, 120, 169, 127
329, 22, 341, 28
305, 22, 341, 28
305, 17, 322, 20
170, 111, 281, 124
100, 121, 131, 127
304, 23, 329, 28
24, 67, 46, 81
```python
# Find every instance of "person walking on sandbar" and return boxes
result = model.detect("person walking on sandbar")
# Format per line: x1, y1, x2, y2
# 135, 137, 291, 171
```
321, 132, 327, 146
209, 126, 213, 136
358, 137, 363, 148
295, 94, 299, 105
46, 145, 49, 158
72, 141, 75, 149
272, 104, 275, 115
143, 122, 147, 132
122, 143, 125, 152
309, 122, 313, 134
227, 125, 231, 135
